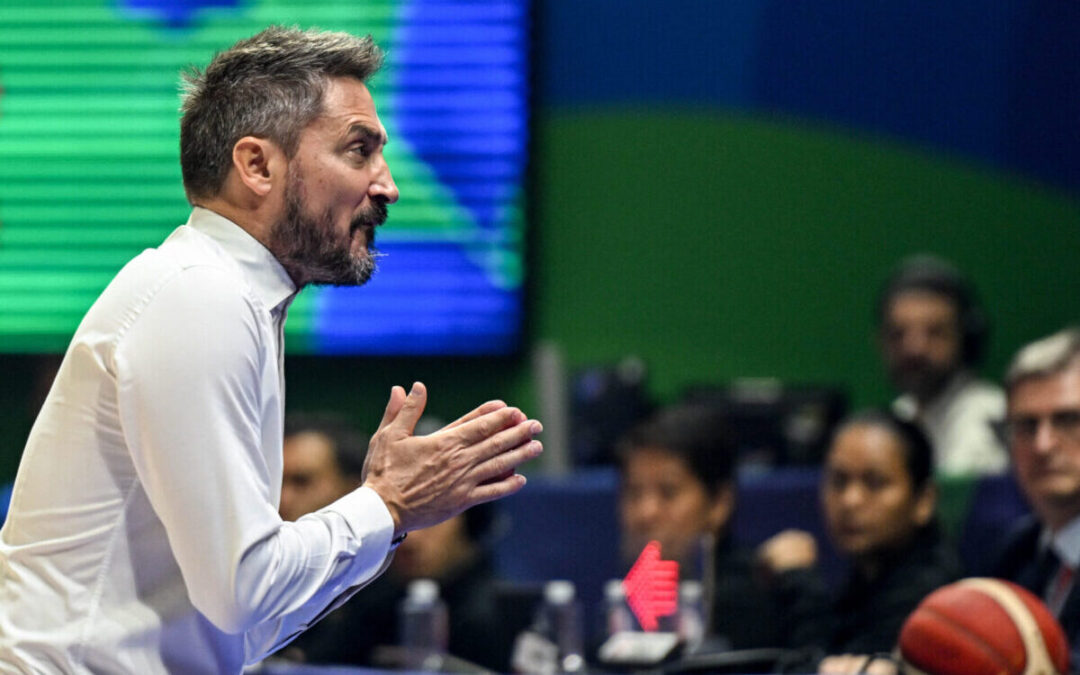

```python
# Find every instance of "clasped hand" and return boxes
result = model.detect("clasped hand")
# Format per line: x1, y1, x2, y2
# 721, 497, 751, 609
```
361, 382, 543, 537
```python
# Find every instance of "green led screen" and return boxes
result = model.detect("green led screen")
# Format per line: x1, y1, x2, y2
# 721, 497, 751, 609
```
0, 0, 528, 354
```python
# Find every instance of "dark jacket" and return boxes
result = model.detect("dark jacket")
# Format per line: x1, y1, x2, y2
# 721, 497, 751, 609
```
708, 534, 787, 651
773, 522, 963, 656
279, 551, 507, 671
992, 515, 1080, 674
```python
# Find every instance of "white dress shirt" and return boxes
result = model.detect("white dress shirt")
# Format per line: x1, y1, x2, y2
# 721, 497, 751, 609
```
893, 371, 1008, 476
0, 208, 396, 674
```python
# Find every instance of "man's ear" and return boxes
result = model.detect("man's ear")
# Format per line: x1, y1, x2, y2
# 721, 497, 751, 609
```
231, 136, 284, 197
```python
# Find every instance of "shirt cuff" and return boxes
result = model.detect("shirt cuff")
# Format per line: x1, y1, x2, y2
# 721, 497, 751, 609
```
324, 485, 396, 570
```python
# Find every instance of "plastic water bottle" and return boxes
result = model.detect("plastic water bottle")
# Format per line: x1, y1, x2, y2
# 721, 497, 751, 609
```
543, 580, 585, 672
512, 580, 585, 674
677, 580, 706, 655
399, 579, 449, 671
603, 579, 636, 635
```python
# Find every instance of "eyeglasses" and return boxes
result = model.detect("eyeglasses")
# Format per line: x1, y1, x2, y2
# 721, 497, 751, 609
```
1005, 409, 1080, 443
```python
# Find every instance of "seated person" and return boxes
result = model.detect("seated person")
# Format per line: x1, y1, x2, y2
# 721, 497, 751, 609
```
276, 414, 508, 671
278, 413, 367, 523
616, 403, 783, 651
992, 328, 1080, 666
877, 255, 1007, 475
758, 411, 962, 663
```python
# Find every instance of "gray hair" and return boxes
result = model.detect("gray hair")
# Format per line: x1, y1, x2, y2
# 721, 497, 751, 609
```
179, 25, 383, 202
1005, 327, 1080, 392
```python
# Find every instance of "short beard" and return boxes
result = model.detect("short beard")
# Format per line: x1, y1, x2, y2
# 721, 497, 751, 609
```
269, 176, 387, 288
890, 360, 956, 403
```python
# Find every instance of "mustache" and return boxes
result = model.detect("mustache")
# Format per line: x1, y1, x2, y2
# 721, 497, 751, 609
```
896, 357, 933, 371
354, 199, 389, 229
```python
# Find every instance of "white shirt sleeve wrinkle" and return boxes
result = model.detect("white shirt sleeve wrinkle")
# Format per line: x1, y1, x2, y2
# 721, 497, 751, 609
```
0, 221, 393, 673
241, 488, 397, 662
112, 265, 389, 637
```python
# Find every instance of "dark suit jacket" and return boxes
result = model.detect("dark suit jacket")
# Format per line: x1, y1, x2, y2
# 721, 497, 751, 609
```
992, 515, 1080, 674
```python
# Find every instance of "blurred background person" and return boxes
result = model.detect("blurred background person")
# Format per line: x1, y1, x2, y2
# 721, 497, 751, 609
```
616, 403, 783, 651
758, 411, 962, 664
278, 414, 509, 671
993, 328, 1080, 667
389, 503, 506, 670
279, 413, 368, 523
877, 255, 1007, 475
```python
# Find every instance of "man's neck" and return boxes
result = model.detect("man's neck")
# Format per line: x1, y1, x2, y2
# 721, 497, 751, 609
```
192, 196, 276, 251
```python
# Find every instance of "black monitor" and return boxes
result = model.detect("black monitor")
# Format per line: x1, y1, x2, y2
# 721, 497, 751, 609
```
681, 381, 848, 468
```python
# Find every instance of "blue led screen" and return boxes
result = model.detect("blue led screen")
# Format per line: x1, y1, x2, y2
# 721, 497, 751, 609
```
0, 0, 529, 355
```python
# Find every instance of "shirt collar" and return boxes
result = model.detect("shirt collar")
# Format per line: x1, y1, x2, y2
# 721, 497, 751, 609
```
186, 207, 298, 313
925, 371, 973, 412
1042, 515, 1080, 570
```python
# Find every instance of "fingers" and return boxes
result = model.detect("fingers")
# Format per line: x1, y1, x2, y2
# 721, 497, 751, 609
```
474, 437, 543, 484
448, 408, 537, 455
481, 417, 541, 463
441, 400, 508, 431
377, 385, 407, 431
758, 531, 817, 572
818, 655, 892, 675
468, 472, 528, 506
387, 382, 429, 436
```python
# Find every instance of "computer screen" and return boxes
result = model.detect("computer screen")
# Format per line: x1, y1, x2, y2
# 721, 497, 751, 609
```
0, 0, 529, 355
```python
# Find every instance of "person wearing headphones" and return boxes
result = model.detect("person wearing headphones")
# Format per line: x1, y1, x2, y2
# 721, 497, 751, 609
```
876, 255, 1007, 475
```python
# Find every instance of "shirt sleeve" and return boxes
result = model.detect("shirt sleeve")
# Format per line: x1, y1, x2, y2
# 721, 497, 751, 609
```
113, 266, 394, 644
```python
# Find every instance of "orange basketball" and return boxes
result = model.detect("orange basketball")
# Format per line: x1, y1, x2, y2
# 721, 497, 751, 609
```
898, 578, 1069, 675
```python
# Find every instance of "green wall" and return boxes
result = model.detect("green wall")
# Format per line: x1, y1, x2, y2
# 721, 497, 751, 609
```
530, 109, 1080, 408
3, 108, 1079, 481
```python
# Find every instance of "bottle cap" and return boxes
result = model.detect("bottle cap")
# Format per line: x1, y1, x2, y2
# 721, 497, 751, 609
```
679, 580, 703, 601
544, 579, 575, 604
407, 578, 440, 603
604, 579, 626, 601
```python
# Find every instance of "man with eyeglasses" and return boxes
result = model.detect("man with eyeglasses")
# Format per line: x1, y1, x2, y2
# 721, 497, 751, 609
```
993, 327, 1080, 669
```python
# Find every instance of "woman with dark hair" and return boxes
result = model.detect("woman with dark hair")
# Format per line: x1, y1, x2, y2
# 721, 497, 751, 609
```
616, 404, 784, 651
758, 411, 963, 666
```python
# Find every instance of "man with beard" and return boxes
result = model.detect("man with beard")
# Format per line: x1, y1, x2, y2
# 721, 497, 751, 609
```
0, 27, 543, 675
876, 255, 1007, 475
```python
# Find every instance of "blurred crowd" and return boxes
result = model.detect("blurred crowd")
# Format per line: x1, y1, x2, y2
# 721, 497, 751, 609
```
250, 255, 1080, 673
3, 254, 1076, 674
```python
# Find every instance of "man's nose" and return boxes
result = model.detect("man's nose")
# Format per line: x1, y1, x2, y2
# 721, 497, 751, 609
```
840, 484, 865, 508
629, 496, 663, 529
901, 330, 930, 356
370, 155, 399, 204
1033, 419, 1060, 455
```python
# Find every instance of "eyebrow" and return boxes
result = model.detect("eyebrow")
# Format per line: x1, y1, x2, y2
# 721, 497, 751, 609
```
346, 123, 388, 147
